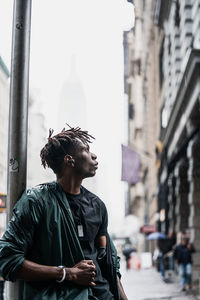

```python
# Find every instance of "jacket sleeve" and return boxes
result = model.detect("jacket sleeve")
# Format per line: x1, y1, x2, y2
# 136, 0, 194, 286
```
0, 190, 43, 282
108, 235, 121, 279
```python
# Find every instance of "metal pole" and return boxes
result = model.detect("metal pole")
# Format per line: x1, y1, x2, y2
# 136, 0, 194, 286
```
6, 0, 32, 299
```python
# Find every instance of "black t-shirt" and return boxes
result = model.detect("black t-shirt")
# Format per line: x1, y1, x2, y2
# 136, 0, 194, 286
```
65, 186, 114, 300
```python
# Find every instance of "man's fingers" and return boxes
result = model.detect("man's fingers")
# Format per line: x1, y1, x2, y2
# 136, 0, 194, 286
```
90, 267, 95, 273
80, 260, 92, 265
79, 260, 96, 271
89, 272, 95, 280
89, 281, 96, 287
86, 260, 95, 266
85, 264, 95, 272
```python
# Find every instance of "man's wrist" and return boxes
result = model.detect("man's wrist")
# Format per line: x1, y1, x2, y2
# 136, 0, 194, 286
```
56, 266, 66, 283
65, 267, 73, 281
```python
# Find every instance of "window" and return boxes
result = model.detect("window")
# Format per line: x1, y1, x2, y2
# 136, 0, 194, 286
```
159, 39, 164, 88
161, 106, 168, 129
175, 0, 180, 27
129, 103, 134, 119
131, 59, 141, 76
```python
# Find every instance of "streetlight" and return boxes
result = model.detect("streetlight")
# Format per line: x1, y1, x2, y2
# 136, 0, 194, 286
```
7, 1, 32, 299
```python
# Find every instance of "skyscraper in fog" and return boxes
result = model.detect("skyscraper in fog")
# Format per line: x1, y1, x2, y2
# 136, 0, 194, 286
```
58, 57, 87, 130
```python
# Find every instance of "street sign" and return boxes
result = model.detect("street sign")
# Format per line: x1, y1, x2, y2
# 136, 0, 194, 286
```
140, 224, 156, 234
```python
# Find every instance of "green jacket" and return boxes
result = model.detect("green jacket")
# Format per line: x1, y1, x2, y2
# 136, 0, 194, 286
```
0, 182, 121, 300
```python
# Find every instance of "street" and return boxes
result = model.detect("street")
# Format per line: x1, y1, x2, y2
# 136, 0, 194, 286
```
121, 264, 197, 300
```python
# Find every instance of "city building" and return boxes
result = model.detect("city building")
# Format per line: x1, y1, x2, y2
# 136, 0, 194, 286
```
124, 2, 200, 285
155, 0, 200, 285
0, 56, 9, 237
124, 0, 160, 252
27, 90, 55, 188
0, 60, 54, 234
0, 57, 9, 195
58, 57, 87, 131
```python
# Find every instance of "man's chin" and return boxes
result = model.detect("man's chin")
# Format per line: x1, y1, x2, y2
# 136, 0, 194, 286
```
84, 171, 96, 178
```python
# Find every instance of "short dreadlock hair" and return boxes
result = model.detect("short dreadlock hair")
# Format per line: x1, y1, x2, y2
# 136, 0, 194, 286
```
40, 125, 94, 176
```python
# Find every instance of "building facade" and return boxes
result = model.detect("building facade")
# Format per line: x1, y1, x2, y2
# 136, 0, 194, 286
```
155, 0, 200, 286
0, 59, 54, 234
124, 0, 160, 252
0, 57, 9, 195
0, 57, 9, 237
27, 92, 55, 188
124, 1, 200, 278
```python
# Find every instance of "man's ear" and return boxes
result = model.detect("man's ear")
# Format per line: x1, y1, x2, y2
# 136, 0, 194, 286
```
64, 155, 75, 167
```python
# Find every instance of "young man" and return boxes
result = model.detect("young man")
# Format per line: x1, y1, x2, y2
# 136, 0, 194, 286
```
0, 126, 128, 300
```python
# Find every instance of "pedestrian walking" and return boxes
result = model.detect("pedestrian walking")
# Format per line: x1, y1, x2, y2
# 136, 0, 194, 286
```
0, 126, 128, 300
122, 246, 135, 270
157, 231, 176, 281
167, 231, 176, 271
173, 237, 195, 291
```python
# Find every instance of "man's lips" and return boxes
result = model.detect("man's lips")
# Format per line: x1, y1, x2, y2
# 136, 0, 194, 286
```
94, 163, 98, 169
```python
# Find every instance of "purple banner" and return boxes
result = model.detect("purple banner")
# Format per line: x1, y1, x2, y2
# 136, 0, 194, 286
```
121, 144, 141, 184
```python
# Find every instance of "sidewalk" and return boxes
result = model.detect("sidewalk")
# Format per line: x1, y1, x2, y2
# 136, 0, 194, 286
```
120, 265, 197, 300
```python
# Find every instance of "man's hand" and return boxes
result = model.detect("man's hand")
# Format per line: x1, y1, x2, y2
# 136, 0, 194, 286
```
66, 260, 96, 287
117, 276, 128, 300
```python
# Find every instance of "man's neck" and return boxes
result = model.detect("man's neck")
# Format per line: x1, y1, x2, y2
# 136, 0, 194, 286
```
57, 176, 82, 195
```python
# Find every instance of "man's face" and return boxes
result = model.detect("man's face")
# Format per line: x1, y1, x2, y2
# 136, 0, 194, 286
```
72, 139, 98, 179
181, 239, 187, 246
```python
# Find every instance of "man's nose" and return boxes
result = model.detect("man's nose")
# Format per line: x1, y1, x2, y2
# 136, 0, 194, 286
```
91, 152, 97, 160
